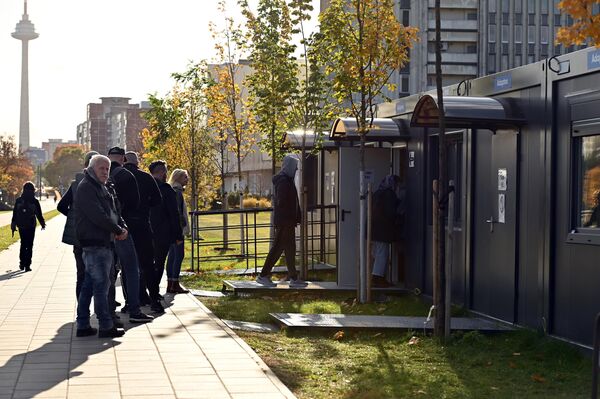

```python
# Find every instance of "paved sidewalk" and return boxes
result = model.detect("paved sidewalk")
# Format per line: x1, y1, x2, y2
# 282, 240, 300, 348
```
0, 215, 295, 399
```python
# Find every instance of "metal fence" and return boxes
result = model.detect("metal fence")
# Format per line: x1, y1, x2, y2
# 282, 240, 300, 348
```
189, 205, 337, 274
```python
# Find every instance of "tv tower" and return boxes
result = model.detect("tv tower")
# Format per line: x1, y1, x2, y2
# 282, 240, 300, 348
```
12, 0, 39, 151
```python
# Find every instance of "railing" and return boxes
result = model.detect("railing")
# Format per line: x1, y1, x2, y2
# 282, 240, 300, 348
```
189, 205, 337, 274
593, 312, 600, 399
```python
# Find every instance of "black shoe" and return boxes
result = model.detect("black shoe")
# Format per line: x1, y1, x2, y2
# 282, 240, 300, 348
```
120, 304, 129, 314
130, 312, 154, 323
25, 266, 31, 272
150, 301, 165, 314
76, 327, 98, 337
157, 293, 164, 300
112, 319, 124, 328
98, 327, 125, 338
19, 264, 24, 271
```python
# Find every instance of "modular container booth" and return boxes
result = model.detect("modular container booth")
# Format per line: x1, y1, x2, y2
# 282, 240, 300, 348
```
374, 46, 600, 348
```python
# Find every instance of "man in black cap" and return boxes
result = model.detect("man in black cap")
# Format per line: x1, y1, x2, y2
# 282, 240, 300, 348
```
124, 151, 164, 313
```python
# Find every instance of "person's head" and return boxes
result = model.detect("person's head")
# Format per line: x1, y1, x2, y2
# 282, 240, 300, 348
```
107, 146, 125, 165
88, 155, 111, 184
281, 155, 298, 178
168, 169, 189, 187
84, 151, 99, 168
124, 151, 139, 166
149, 160, 168, 182
22, 181, 35, 193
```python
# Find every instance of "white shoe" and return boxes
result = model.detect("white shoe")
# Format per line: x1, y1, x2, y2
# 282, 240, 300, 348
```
289, 278, 308, 288
256, 275, 277, 287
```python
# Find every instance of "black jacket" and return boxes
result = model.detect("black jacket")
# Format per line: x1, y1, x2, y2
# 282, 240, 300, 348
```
109, 161, 140, 218
151, 179, 183, 244
272, 173, 301, 228
11, 191, 45, 231
74, 169, 126, 248
123, 163, 162, 222
57, 172, 84, 245
371, 188, 401, 243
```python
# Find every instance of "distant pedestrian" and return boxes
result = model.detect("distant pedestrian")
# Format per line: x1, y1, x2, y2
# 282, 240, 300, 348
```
57, 150, 98, 298
149, 161, 184, 295
166, 169, 190, 294
11, 182, 46, 272
256, 155, 307, 288
124, 151, 164, 312
73, 154, 126, 338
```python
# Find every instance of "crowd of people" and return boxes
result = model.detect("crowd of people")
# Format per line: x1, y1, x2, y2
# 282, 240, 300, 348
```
51, 147, 191, 338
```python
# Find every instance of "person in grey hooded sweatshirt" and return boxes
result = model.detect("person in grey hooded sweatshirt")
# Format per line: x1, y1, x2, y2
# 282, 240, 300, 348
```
256, 155, 308, 288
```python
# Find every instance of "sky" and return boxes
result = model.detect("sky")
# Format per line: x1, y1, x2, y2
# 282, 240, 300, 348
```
0, 0, 319, 148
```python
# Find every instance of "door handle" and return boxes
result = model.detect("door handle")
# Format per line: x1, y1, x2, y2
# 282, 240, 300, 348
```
485, 216, 495, 233
341, 209, 351, 222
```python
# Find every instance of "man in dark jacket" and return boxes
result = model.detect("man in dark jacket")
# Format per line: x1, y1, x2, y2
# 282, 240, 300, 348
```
124, 151, 164, 313
73, 154, 126, 338
11, 182, 46, 272
256, 155, 307, 288
57, 150, 98, 297
149, 160, 183, 295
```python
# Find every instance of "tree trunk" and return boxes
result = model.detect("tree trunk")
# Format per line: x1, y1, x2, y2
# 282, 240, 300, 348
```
434, 0, 447, 338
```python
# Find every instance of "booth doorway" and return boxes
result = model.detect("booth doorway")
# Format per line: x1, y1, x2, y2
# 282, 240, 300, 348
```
472, 129, 519, 322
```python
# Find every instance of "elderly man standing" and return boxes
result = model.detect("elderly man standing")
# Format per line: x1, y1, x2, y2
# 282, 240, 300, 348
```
74, 154, 127, 338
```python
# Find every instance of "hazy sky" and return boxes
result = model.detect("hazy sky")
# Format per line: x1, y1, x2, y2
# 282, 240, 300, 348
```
0, 0, 318, 148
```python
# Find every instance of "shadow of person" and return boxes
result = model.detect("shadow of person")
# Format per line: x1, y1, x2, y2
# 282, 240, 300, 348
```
0, 322, 121, 397
0, 270, 26, 282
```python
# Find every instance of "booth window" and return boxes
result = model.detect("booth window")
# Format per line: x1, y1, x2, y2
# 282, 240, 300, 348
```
574, 124, 600, 229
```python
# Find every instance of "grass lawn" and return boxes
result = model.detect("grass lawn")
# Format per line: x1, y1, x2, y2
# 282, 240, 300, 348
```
182, 273, 592, 398
0, 209, 61, 251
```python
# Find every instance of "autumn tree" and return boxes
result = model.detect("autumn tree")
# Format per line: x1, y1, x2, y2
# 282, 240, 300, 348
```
42, 145, 86, 188
316, 0, 417, 302
556, 0, 600, 46
0, 136, 34, 203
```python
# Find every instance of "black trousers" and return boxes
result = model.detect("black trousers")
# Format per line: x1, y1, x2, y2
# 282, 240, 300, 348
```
74, 246, 85, 299
260, 225, 297, 279
127, 219, 159, 301
18, 227, 35, 267
154, 239, 172, 288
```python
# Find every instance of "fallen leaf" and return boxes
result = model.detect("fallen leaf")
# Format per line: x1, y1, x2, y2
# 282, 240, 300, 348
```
512, 352, 521, 356
333, 331, 344, 341
509, 361, 517, 369
531, 373, 546, 383
408, 336, 420, 345
416, 390, 427, 395
491, 387, 499, 391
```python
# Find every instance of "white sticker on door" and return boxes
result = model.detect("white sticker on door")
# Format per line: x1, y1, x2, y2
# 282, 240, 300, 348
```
498, 168, 508, 191
498, 193, 506, 223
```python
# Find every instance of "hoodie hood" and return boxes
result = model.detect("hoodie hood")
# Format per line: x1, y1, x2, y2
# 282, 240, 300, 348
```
280, 155, 298, 179
21, 189, 35, 202
85, 167, 103, 185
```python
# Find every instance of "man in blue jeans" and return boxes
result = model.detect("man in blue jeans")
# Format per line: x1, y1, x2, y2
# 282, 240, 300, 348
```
74, 154, 127, 338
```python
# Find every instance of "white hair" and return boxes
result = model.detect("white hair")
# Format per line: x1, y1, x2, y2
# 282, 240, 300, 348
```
88, 154, 110, 169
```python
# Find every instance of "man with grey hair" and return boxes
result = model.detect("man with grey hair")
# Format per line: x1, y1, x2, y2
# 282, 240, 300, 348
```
74, 154, 127, 338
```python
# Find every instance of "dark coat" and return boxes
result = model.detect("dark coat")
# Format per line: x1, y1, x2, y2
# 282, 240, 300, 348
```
74, 169, 126, 248
150, 179, 183, 244
371, 187, 401, 243
272, 173, 301, 228
109, 161, 140, 218
11, 191, 45, 231
124, 163, 162, 223
57, 172, 84, 245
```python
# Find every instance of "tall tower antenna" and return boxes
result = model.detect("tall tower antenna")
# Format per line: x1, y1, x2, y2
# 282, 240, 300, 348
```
12, 0, 39, 152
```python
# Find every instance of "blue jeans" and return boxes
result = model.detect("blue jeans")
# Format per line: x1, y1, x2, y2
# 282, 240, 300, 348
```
166, 242, 184, 280
372, 241, 390, 277
114, 234, 141, 315
77, 247, 114, 331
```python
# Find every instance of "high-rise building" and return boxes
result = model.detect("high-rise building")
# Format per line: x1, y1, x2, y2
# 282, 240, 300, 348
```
12, 0, 39, 152
76, 97, 148, 153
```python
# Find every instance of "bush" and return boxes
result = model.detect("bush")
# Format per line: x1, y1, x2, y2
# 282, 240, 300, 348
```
242, 197, 258, 208
227, 193, 240, 208
258, 198, 271, 208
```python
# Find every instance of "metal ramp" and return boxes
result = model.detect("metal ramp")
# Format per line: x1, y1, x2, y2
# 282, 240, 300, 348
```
270, 313, 514, 332
222, 280, 409, 294
211, 263, 335, 276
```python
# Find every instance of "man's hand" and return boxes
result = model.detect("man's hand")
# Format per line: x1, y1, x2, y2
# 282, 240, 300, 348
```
116, 228, 128, 241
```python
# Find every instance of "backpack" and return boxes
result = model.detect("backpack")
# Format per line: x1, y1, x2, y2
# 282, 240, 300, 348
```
15, 200, 36, 229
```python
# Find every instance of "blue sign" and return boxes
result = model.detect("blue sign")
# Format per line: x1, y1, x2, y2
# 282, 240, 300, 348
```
588, 49, 600, 70
494, 74, 512, 91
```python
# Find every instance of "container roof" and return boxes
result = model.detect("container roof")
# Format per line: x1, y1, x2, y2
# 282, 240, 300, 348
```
410, 95, 526, 130
330, 118, 410, 142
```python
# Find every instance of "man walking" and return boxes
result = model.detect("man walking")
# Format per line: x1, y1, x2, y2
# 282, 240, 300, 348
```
11, 182, 45, 272
74, 155, 126, 338
256, 155, 307, 288
124, 152, 164, 313
149, 160, 183, 295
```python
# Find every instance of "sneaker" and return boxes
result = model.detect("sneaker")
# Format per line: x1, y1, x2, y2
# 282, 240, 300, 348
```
24, 266, 32, 272
130, 312, 154, 323
98, 327, 125, 338
256, 275, 277, 287
150, 301, 165, 314
120, 304, 129, 314
76, 327, 97, 337
289, 278, 308, 288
